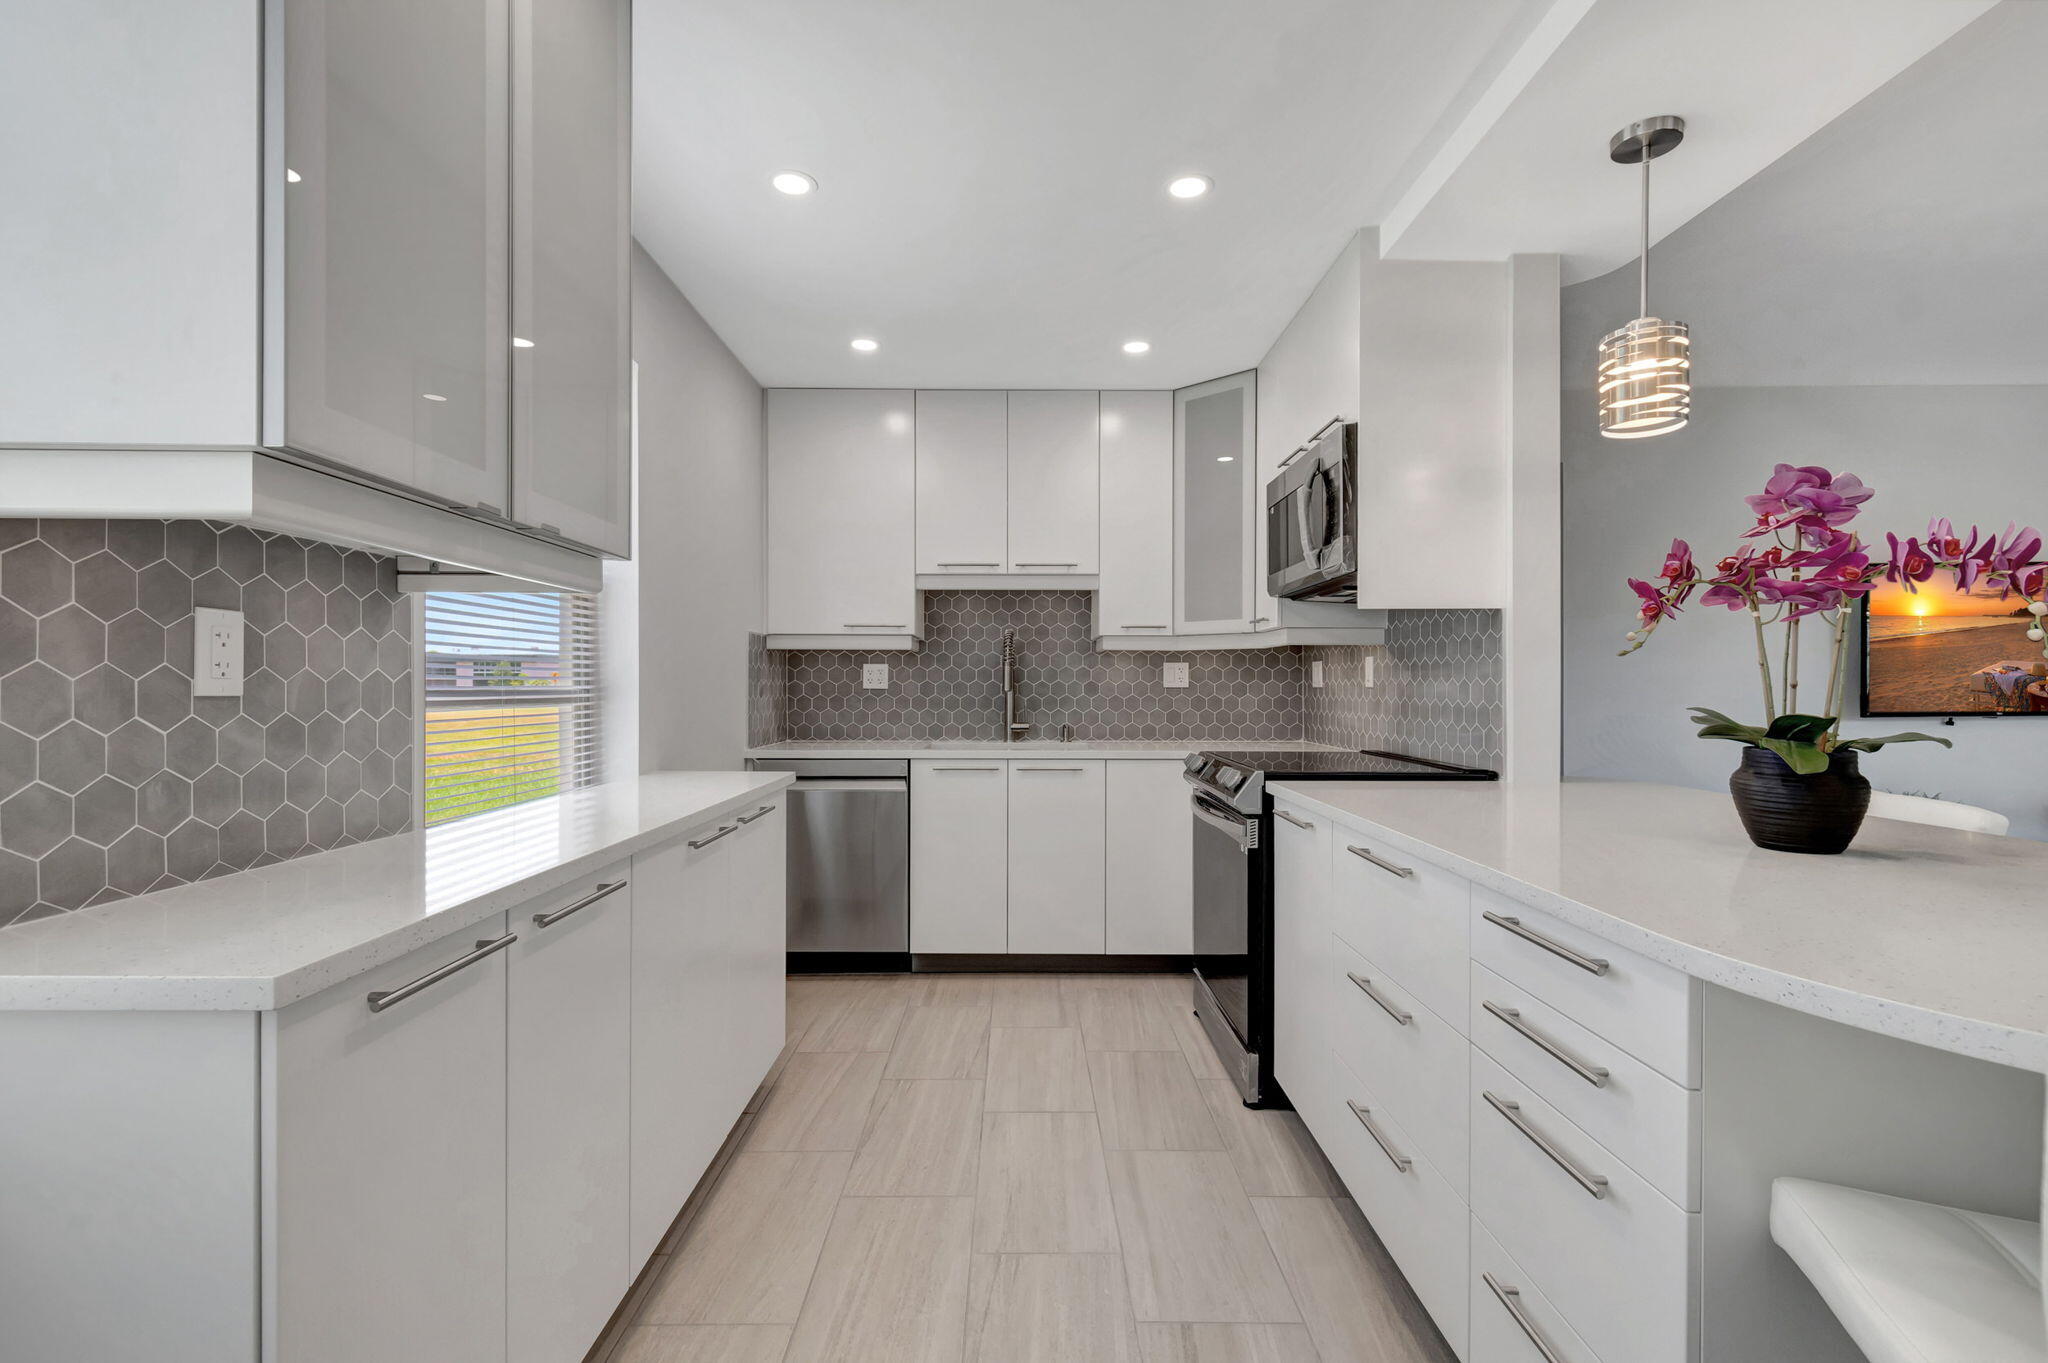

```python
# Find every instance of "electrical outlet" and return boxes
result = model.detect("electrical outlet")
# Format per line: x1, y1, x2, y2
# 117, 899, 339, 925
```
191, 607, 245, 697
1310, 660, 1325, 688
863, 662, 889, 690
1163, 661, 1189, 689
1361, 653, 1376, 687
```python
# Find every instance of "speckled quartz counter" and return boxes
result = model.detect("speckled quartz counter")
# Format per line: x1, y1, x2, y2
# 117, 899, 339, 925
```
746, 739, 1353, 760
0, 771, 792, 1011
1267, 778, 2048, 1072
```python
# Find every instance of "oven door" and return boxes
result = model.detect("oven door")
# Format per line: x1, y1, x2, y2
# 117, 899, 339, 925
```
1190, 791, 1258, 1078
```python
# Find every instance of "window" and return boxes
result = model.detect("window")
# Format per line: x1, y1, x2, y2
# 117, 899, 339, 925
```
420, 591, 602, 825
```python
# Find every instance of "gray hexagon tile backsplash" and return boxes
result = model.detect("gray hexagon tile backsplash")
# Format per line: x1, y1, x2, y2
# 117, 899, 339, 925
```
0, 519, 414, 926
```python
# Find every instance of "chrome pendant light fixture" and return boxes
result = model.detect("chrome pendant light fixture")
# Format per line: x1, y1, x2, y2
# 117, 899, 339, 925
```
1598, 115, 1690, 440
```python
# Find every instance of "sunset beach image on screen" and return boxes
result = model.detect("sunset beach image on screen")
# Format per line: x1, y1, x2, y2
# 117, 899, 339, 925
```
1863, 581, 2048, 717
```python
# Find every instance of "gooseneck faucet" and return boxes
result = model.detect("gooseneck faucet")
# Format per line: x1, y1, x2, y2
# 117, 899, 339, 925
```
1002, 628, 1031, 741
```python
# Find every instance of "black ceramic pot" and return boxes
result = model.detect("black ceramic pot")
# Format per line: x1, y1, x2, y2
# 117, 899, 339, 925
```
1728, 746, 1871, 854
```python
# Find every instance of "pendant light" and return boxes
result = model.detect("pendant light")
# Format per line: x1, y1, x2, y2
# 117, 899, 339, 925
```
1598, 115, 1690, 440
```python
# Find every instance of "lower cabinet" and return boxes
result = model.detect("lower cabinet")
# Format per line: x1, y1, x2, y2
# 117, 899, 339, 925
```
1104, 760, 1193, 953
1007, 760, 1107, 953
1270, 797, 1330, 1099
911, 760, 1010, 952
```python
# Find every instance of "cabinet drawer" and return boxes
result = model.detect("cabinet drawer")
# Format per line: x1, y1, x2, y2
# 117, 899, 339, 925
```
1470, 964, 1698, 1210
1309, 1049, 1468, 1358
1469, 886, 1698, 1086
1330, 934, 1469, 1197
1331, 831, 1470, 1035
1470, 1051, 1694, 1363
1470, 1217, 1604, 1363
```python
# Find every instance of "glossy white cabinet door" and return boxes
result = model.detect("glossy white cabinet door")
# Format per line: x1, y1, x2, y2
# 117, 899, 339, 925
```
264, 916, 511, 1363
916, 390, 1008, 575
1269, 797, 1331, 1098
1007, 390, 1100, 574
509, 0, 631, 555
1096, 390, 1174, 639
507, 866, 633, 1363
275, 0, 511, 509
767, 389, 918, 636
726, 796, 791, 1101
1007, 760, 1107, 953
1104, 760, 1192, 954
628, 821, 734, 1263
911, 760, 1009, 952
1174, 370, 1257, 634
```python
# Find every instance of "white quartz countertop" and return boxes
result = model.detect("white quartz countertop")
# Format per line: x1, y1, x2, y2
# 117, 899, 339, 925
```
1266, 779, 2048, 1072
746, 740, 1352, 761
0, 771, 793, 1012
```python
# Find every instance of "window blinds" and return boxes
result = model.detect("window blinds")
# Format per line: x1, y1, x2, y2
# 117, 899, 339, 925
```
420, 591, 602, 826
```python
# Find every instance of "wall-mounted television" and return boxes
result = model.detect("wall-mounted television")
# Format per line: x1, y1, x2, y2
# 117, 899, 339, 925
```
1861, 584, 2048, 718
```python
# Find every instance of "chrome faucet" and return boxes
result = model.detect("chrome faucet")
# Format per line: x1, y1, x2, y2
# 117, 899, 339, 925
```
1002, 628, 1031, 741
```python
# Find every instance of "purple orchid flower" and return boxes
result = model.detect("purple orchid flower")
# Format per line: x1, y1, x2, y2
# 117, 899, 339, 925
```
1754, 575, 1844, 621
1885, 533, 1936, 593
1628, 577, 1677, 624
1744, 466, 1873, 540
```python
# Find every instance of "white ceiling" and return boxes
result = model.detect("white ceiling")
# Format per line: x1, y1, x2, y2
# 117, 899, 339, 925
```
631, 0, 1543, 389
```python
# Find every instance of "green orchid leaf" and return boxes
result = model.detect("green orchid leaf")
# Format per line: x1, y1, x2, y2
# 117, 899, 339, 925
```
1694, 724, 1766, 743
1765, 713, 1838, 744
1687, 707, 1746, 728
1759, 737, 1834, 775
1835, 731, 1955, 754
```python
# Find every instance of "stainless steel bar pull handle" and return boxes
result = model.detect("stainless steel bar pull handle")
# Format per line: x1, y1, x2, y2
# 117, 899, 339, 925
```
1273, 809, 1313, 830
1119, 623, 1168, 629
1484, 1091, 1609, 1199
936, 562, 998, 568
688, 824, 738, 849
1018, 766, 1085, 772
933, 766, 1001, 772
1484, 1274, 1571, 1363
736, 805, 777, 824
1277, 443, 1311, 469
1345, 844, 1414, 878
1482, 911, 1610, 976
1014, 562, 1078, 568
533, 880, 626, 929
367, 934, 517, 1012
1483, 1001, 1610, 1087
1345, 1100, 1412, 1172
1347, 972, 1412, 1026
842, 623, 908, 630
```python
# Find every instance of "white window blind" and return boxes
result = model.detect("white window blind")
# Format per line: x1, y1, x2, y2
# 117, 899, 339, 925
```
421, 591, 602, 826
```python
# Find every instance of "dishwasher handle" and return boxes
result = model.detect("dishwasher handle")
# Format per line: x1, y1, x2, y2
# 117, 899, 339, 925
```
786, 777, 910, 793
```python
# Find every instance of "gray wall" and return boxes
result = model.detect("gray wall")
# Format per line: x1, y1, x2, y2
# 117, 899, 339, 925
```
1562, 5, 2048, 839
630, 243, 766, 772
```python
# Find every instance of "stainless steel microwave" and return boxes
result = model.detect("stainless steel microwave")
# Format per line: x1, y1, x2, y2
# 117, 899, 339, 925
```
1265, 419, 1357, 601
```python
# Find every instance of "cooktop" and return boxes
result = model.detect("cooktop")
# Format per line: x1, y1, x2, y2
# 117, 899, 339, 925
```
1185, 748, 1497, 813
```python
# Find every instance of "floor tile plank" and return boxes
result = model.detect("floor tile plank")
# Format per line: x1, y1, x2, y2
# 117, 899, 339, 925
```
975, 1112, 1122, 1254
989, 975, 1075, 1027
845, 1079, 985, 1196
1252, 1197, 1456, 1363
1198, 1081, 1345, 1196
886, 1003, 992, 1079
639, 1151, 852, 1325
1074, 984, 1181, 1052
1136, 1323, 1323, 1363
743, 1051, 886, 1152
784, 1196, 975, 1363
612, 1324, 794, 1363
1090, 1052, 1225, 1151
1106, 1150, 1299, 1324
799, 999, 906, 1052
968, 1253, 1143, 1363
986, 1027, 1095, 1111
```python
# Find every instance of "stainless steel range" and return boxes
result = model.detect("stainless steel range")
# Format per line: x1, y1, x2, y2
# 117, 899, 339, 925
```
1183, 748, 1497, 1106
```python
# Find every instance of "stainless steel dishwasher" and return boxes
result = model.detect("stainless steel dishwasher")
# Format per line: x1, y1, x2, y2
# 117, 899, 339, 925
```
748, 759, 910, 965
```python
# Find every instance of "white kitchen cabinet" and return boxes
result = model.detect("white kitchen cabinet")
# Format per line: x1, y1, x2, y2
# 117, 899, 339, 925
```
916, 390, 1009, 575
1096, 390, 1175, 640
1007, 760, 1107, 953
1270, 796, 1331, 1100
1104, 759, 1192, 954
276, 0, 511, 509
1174, 370, 1258, 634
507, 867, 633, 1363
263, 916, 513, 1363
767, 389, 920, 640
912, 761, 1010, 953
509, 0, 631, 555
725, 795, 791, 1096
1007, 390, 1100, 574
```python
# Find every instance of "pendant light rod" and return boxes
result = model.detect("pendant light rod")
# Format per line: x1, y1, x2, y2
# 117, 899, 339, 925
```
1640, 148, 1651, 317
1610, 114, 1686, 318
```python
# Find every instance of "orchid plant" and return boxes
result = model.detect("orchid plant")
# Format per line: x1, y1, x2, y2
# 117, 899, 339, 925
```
1622, 464, 2048, 774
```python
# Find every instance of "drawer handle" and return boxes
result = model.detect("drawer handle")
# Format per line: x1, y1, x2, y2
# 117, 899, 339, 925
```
1119, 623, 1168, 629
532, 880, 626, 929
936, 562, 999, 568
1347, 972, 1412, 1026
1346, 844, 1414, 879
367, 934, 516, 1013
1014, 562, 1078, 568
842, 623, 909, 630
1483, 1273, 1572, 1363
1483, 1091, 1609, 1199
932, 766, 1001, 772
1018, 766, 1085, 772
1483, 1001, 1610, 1088
1274, 809, 1314, 830
1345, 1100, 1413, 1172
736, 804, 777, 824
1482, 911, 1609, 976
688, 824, 738, 849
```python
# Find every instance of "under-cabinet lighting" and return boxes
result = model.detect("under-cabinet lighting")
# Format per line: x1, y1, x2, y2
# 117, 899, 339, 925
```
1217, 456, 1234, 462
512, 337, 535, 348
285, 169, 302, 183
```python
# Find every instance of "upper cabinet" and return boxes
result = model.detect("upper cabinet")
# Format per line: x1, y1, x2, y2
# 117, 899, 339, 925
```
1006, 391, 1100, 574
1174, 370, 1258, 635
766, 389, 919, 642
1095, 390, 1174, 640
915, 391, 1009, 575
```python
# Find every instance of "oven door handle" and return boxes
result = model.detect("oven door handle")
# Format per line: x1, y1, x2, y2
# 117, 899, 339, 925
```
1192, 794, 1256, 853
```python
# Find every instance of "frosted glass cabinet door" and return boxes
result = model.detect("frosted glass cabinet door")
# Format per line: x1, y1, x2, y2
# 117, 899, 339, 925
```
509, 0, 631, 555
274, 0, 511, 510
1174, 370, 1257, 634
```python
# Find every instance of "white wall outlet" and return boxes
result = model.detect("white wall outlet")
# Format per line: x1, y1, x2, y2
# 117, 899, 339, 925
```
862, 662, 889, 690
1310, 660, 1325, 688
191, 607, 245, 697
1163, 661, 1189, 689
1361, 653, 1376, 687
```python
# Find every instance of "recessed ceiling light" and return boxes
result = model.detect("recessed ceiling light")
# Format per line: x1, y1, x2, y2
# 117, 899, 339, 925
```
772, 171, 817, 196
1217, 455, 1235, 462
1167, 175, 1212, 199
421, 393, 447, 402
1122, 340, 1151, 355
850, 337, 878, 352
512, 336, 535, 349
286, 169, 302, 183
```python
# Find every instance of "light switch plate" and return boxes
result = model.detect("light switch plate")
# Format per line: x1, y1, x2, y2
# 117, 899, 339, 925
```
1163, 661, 1189, 689
1310, 660, 1325, 688
863, 662, 889, 690
191, 607, 245, 697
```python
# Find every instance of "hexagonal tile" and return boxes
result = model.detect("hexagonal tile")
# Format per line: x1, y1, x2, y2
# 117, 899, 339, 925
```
39, 721, 107, 794
217, 526, 265, 583
284, 581, 325, 633
243, 761, 286, 817
307, 798, 345, 848
165, 819, 219, 881
163, 521, 217, 576
190, 567, 238, 611
38, 836, 107, 909
73, 551, 139, 621
1, 662, 71, 737
74, 775, 137, 846
242, 576, 287, 632
219, 809, 265, 869
39, 520, 104, 561
307, 713, 343, 762
375, 710, 409, 755
307, 627, 344, 679
343, 790, 380, 841
217, 713, 266, 774
105, 520, 166, 569
165, 716, 218, 778
305, 543, 345, 590
106, 827, 167, 894
266, 626, 308, 679
1, 847, 39, 921
136, 561, 193, 625
106, 609, 164, 678
192, 766, 240, 825
264, 539, 306, 588
136, 770, 192, 834
285, 757, 325, 810
137, 665, 192, 730
326, 753, 363, 803
105, 718, 167, 784
265, 805, 308, 858
1, 783, 72, 858
0, 726, 33, 802
244, 668, 286, 725
71, 664, 136, 734
343, 711, 376, 757
0, 599, 35, 675
327, 589, 361, 635
344, 629, 378, 677
37, 604, 106, 677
